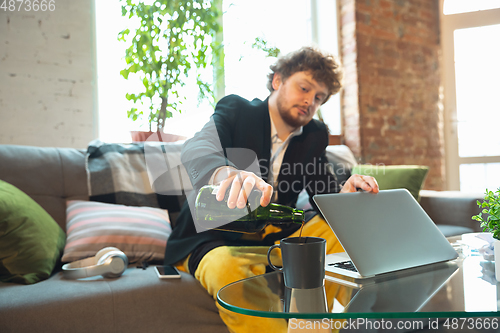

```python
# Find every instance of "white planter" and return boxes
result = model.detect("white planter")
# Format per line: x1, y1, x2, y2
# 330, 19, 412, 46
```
495, 239, 500, 282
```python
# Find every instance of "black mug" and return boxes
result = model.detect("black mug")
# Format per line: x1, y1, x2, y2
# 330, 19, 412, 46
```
267, 237, 326, 289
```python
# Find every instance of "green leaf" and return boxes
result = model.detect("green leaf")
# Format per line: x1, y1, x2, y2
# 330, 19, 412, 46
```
119, 0, 221, 128
127, 108, 139, 121
473, 187, 500, 235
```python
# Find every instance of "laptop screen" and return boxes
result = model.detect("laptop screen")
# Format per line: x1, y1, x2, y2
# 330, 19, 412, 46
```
313, 189, 458, 277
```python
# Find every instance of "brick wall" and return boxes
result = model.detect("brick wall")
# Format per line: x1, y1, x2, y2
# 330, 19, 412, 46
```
340, 0, 445, 190
0, 0, 97, 148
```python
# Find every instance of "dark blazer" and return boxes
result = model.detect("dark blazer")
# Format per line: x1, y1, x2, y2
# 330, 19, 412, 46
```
164, 95, 339, 265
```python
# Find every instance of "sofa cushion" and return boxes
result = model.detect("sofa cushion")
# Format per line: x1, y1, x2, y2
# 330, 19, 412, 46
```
61, 200, 172, 264
0, 267, 227, 333
324, 145, 358, 185
0, 180, 66, 284
352, 165, 429, 200
437, 225, 474, 237
86, 140, 190, 224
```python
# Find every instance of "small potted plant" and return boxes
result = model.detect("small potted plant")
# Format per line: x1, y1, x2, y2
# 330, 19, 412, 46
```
472, 187, 500, 281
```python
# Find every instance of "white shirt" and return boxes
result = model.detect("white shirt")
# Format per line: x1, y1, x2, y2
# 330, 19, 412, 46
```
268, 116, 303, 201
209, 116, 303, 202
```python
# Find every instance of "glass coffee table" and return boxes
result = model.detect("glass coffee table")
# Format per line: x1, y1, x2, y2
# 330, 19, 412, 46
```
217, 234, 499, 322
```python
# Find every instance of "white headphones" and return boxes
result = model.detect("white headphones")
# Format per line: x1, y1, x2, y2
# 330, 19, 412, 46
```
62, 247, 129, 279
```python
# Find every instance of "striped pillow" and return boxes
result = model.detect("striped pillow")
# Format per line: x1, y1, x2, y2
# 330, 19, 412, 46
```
62, 200, 172, 264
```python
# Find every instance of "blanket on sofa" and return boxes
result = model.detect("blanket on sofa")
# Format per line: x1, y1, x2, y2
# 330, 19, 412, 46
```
86, 140, 191, 222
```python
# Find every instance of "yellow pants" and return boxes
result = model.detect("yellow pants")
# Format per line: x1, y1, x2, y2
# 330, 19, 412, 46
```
176, 216, 349, 333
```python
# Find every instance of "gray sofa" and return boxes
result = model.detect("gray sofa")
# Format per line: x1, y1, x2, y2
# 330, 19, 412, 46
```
0, 144, 484, 333
419, 189, 484, 236
0, 144, 227, 333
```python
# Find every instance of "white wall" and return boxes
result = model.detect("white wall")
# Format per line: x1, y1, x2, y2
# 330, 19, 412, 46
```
0, 0, 97, 148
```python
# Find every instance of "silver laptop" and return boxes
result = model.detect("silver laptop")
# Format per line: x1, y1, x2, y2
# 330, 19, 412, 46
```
313, 189, 458, 280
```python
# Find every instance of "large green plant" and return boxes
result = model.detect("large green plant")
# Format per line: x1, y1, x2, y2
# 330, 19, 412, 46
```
472, 187, 500, 240
118, 0, 221, 132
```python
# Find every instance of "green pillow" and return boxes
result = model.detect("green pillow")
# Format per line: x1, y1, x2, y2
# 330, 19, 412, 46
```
0, 180, 66, 284
351, 165, 429, 201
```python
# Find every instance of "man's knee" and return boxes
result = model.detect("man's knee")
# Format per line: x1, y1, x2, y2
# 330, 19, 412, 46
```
193, 246, 270, 297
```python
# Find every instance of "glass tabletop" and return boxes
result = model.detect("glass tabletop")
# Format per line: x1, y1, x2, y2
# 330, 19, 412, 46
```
217, 235, 500, 320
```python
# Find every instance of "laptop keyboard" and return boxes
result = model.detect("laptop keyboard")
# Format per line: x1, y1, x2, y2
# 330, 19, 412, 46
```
329, 260, 358, 272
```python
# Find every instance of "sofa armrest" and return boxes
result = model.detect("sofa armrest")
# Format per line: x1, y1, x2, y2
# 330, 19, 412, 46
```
419, 190, 484, 232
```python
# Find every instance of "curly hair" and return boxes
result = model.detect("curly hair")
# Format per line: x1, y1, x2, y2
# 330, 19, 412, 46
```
267, 47, 343, 104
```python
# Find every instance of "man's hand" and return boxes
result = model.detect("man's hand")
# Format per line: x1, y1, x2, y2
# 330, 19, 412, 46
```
216, 170, 273, 209
340, 174, 379, 193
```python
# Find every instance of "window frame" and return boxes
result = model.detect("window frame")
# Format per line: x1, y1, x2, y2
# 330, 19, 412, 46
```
439, 0, 500, 190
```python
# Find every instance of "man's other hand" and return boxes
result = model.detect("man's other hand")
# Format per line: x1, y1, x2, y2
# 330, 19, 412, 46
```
340, 174, 379, 193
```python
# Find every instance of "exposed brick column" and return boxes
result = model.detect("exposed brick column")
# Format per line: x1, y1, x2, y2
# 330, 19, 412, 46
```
339, 0, 445, 190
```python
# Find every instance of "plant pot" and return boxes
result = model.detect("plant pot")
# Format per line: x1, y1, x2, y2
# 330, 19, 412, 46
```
130, 131, 187, 143
495, 239, 500, 282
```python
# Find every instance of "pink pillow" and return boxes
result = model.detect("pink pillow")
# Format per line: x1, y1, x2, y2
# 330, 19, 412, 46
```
62, 200, 171, 264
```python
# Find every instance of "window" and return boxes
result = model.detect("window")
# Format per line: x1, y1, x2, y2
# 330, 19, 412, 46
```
95, 0, 137, 143
94, 0, 215, 142
222, 0, 342, 135
440, 0, 500, 191
223, 0, 314, 101
454, 24, 500, 159
95, 0, 341, 142
443, 0, 500, 15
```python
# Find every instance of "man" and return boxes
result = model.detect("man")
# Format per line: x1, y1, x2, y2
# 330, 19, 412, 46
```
164, 47, 378, 332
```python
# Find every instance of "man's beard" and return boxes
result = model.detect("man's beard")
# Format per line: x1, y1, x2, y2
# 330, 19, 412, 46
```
276, 95, 311, 129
